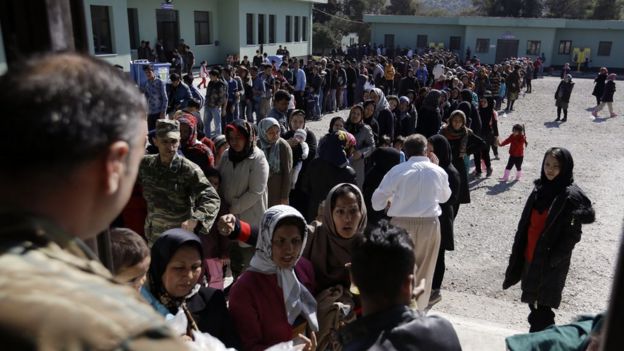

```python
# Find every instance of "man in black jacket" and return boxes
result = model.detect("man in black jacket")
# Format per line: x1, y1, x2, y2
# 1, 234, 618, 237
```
339, 222, 462, 351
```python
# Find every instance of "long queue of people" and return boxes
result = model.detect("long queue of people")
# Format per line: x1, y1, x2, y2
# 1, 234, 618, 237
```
0, 50, 606, 351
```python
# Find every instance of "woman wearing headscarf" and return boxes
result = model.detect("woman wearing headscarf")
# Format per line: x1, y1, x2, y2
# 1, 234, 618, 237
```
427, 135, 460, 307
591, 67, 608, 107
416, 89, 442, 138
258, 117, 293, 207
504, 148, 594, 332
554, 74, 574, 122
345, 104, 375, 189
440, 110, 484, 216
362, 100, 380, 143
303, 183, 367, 350
229, 205, 319, 351
370, 87, 395, 141
477, 93, 499, 176
284, 110, 318, 217
219, 119, 269, 278
301, 131, 357, 222
177, 114, 214, 173
362, 146, 401, 225
146, 228, 240, 348
316, 116, 345, 158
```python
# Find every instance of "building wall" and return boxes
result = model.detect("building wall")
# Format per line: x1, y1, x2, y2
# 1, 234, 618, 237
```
238, 0, 312, 59
371, 23, 464, 52
464, 26, 556, 64
127, 0, 221, 65
553, 29, 623, 69
84, 0, 132, 70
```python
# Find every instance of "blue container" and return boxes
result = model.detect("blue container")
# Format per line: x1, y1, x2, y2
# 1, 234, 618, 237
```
130, 60, 171, 87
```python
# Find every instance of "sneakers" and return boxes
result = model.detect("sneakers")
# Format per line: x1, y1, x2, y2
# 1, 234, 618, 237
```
611, 113, 618, 118
486, 168, 493, 177
592, 111, 598, 118
428, 289, 442, 308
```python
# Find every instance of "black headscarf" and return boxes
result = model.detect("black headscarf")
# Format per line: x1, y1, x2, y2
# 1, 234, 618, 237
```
533, 147, 574, 213
328, 116, 345, 133
225, 119, 255, 165
429, 134, 453, 169
148, 228, 204, 311
422, 89, 442, 112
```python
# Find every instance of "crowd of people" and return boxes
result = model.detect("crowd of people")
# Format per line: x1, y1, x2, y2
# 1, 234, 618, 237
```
0, 45, 612, 351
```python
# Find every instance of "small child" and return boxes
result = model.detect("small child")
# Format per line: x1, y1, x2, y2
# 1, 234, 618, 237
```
198, 61, 208, 89
290, 128, 309, 188
498, 124, 528, 181
393, 135, 407, 163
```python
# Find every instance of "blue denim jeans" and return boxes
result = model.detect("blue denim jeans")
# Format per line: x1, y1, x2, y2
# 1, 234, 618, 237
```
204, 106, 222, 137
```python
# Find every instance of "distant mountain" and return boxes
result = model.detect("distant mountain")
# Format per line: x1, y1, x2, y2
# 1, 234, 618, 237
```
419, 0, 475, 15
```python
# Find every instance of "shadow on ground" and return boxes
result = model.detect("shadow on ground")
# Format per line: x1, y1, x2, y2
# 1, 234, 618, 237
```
486, 180, 518, 195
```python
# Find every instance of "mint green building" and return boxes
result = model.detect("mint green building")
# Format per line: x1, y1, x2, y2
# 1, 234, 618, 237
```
0, 0, 325, 73
364, 15, 624, 69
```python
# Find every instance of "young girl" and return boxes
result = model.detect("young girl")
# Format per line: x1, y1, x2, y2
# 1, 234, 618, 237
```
198, 61, 208, 89
503, 147, 595, 332
498, 124, 528, 181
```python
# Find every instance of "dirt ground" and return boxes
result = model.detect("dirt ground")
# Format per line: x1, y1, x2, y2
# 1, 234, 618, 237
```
304, 76, 624, 330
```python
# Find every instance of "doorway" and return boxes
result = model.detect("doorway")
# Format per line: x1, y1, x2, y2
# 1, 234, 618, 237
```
384, 34, 394, 50
495, 39, 519, 63
156, 9, 179, 53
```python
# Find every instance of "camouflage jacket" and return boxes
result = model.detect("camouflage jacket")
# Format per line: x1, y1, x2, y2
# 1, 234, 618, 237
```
139, 153, 220, 244
0, 213, 186, 350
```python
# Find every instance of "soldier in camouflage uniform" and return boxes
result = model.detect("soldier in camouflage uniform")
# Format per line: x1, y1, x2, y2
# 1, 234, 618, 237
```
0, 53, 186, 350
139, 119, 220, 245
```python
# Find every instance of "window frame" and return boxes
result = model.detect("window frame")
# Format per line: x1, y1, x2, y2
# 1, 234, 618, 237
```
246, 13, 254, 45
475, 38, 489, 53
127, 8, 140, 50
269, 15, 276, 44
258, 14, 265, 44
285, 15, 292, 43
598, 41, 612, 56
558, 40, 572, 55
90, 5, 114, 55
294, 16, 300, 42
194, 11, 212, 45
526, 40, 541, 56
302, 16, 308, 41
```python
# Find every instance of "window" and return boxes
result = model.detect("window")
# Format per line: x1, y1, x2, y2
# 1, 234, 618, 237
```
194, 11, 211, 45
127, 8, 140, 50
258, 14, 265, 44
475, 38, 489, 53
449, 36, 461, 51
269, 15, 276, 43
302, 16, 308, 41
598, 41, 612, 56
416, 35, 427, 49
246, 13, 254, 45
526, 40, 541, 55
156, 9, 179, 51
558, 40, 571, 55
90, 5, 113, 54
294, 16, 300, 41
286, 16, 292, 42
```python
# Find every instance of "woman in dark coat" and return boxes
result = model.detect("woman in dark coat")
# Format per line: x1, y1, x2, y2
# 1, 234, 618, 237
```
416, 89, 442, 138
554, 74, 574, 122
301, 130, 357, 222
147, 228, 240, 348
428, 135, 460, 306
503, 147, 595, 333
362, 146, 401, 225
591, 67, 608, 107
440, 110, 484, 216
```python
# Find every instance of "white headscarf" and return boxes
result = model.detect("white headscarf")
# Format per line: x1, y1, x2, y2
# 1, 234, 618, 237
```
248, 205, 319, 332
372, 87, 390, 117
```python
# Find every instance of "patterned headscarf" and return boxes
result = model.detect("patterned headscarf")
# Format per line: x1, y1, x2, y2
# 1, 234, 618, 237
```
371, 87, 390, 118
249, 205, 319, 331
177, 114, 199, 148
258, 117, 282, 174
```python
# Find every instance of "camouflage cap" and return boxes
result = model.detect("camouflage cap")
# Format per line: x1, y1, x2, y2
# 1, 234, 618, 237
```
155, 119, 180, 140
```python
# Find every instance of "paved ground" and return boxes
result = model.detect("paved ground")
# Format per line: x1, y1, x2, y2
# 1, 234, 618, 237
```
200, 75, 623, 350
301, 76, 623, 347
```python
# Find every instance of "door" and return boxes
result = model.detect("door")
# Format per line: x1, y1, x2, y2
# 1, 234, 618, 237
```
156, 9, 179, 52
384, 34, 394, 50
496, 39, 519, 63
450, 36, 461, 52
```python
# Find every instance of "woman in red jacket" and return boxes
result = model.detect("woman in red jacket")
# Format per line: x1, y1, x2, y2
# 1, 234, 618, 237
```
228, 205, 318, 351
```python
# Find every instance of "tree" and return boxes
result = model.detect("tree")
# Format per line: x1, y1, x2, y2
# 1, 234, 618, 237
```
313, 23, 340, 55
386, 0, 421, 15
545, 0, 592, 18
522, 0, 543, 17
591, 0, 623, 19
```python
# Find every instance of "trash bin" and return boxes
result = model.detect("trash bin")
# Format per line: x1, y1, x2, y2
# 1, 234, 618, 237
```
129, 60, 171, 87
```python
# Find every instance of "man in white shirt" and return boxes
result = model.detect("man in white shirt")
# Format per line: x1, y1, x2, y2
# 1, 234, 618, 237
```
372, 134, 451, 311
